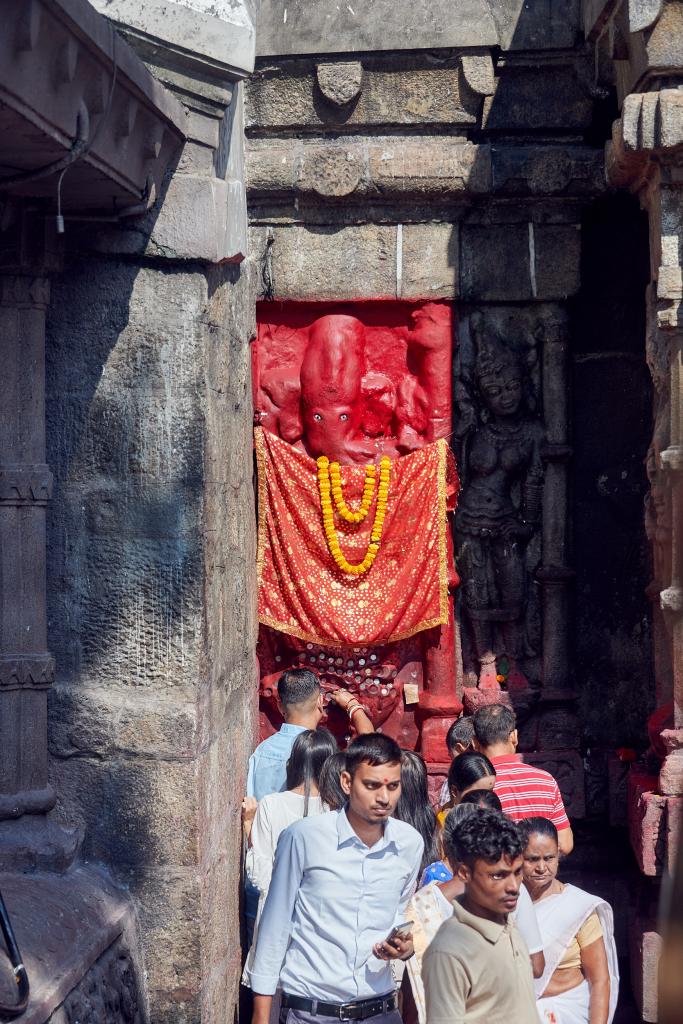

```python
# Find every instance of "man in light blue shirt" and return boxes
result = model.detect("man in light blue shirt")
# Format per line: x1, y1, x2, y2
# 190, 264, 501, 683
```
248, 734, 423, 1024
247, 669, 324, 801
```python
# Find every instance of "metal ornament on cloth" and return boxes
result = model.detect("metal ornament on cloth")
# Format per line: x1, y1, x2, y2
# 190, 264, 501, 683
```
255, 427, 451, 647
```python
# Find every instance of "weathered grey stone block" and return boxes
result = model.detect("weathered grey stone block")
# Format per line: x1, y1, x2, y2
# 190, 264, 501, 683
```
491, 146, 606, 196
104, 758, 199, 867
51, 530, 203, 692
52, 755, 199, 867
256, 0, 497, 56
368, 140, 491, 196
460, 222, 532, 301
90, 0, 257, 79
149, 175, 247, 264
247, 62, 482, 131
483, 65, 592, 133
460, 54, 495, 96
49, 686, 115, 759
49, 685, 199, 760
533, 223, 582, 299
298, 147, 365, 198
489, 0, 581, 49
622, 88, 683, 153
248, 141, 299, 195
254, 223, 397, 299
400, 223, 459, 299
124, 865, 201, 1023
247, 138, 492, 200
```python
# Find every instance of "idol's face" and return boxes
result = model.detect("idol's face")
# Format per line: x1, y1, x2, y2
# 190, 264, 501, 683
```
302, 403, 359, 460
479, 374, 523, 418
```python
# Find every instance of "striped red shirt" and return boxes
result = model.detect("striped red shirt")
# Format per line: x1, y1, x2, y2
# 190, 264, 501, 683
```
491, 754, 570, 830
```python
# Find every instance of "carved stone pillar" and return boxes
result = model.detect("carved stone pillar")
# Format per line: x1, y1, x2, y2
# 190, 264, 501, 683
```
539, 315, 573, 696
607, 95, 683, 1021
534, 314, 581, 785
0, 275, 76, 868
659, 324, 683, 794
645, 175, 683, 795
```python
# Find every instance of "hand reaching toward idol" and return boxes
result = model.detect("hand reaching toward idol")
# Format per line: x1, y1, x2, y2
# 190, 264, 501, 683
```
328, 688, 375, 735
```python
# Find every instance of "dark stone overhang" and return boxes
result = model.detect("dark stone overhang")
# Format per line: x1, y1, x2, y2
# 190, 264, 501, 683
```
0, 0, 187, 215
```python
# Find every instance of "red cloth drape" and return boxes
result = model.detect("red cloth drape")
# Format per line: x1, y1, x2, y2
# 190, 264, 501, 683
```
255, 427, 457, 647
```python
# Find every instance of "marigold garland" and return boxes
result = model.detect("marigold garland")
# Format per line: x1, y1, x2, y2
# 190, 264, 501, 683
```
317, 455, 391, 575
329, 460, 376, 523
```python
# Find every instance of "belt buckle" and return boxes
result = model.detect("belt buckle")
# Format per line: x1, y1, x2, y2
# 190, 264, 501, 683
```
338, 1003, 357, 1021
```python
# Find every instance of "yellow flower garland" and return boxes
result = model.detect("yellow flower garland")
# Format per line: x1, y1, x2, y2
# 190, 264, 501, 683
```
329, 460, 376, 523
317, 455, 391, 575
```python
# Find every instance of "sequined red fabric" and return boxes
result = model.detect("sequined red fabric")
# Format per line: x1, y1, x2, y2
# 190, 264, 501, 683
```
256, 427, 456, 647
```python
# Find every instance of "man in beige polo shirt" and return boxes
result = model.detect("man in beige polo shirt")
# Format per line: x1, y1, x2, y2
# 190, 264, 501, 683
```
422, 810, 538, 1024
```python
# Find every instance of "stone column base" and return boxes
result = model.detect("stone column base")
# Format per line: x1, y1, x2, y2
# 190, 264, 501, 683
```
0, 865, 144, 1023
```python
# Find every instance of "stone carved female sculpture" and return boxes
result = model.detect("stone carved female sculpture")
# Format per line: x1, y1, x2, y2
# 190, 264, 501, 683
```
455, 313, 544, 691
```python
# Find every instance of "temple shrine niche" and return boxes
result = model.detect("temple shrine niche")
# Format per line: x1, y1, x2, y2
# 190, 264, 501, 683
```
253, 301, 461, 760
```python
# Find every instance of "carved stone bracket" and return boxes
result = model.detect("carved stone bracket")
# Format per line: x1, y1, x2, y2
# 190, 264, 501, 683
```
606, 89, 683, 190
0, 464, 53, 505
0, 654, 55, 690
316, 62, 363, 106
622, 90, 683, 154
459, 54, 495, 97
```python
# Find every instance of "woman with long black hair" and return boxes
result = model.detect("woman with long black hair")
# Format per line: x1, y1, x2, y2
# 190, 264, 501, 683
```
242, 728, 338, 991
436, 750, 497, 826
394, 749, 440, 874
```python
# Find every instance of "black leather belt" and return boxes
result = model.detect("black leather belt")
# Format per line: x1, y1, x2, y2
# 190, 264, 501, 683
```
281, 992, 398, 1020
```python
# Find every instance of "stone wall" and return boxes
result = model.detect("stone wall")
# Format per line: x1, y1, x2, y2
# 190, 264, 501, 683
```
45, 254, 258, 1023
246, 6, 629, 813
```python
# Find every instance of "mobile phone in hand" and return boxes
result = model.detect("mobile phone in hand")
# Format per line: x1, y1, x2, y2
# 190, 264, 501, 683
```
386, 920, 414, 944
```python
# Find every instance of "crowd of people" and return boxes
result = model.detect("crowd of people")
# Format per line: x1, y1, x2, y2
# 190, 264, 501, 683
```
241, 669, 619, 1024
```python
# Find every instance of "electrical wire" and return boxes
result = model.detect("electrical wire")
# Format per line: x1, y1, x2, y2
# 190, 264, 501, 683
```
0, 22, 120, 232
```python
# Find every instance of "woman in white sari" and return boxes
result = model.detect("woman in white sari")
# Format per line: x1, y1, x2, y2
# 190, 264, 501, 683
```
520, 817, 619, 1024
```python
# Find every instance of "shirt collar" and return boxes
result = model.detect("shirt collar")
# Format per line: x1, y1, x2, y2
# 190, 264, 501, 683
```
452, 897, 509, 944
335, 807, 399, 852
279, 723, 309, 736
490, 754, 524, 767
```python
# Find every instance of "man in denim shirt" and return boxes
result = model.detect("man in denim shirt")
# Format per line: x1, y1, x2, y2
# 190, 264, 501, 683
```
247, 669, 323, 800
244, 669, 324, 943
